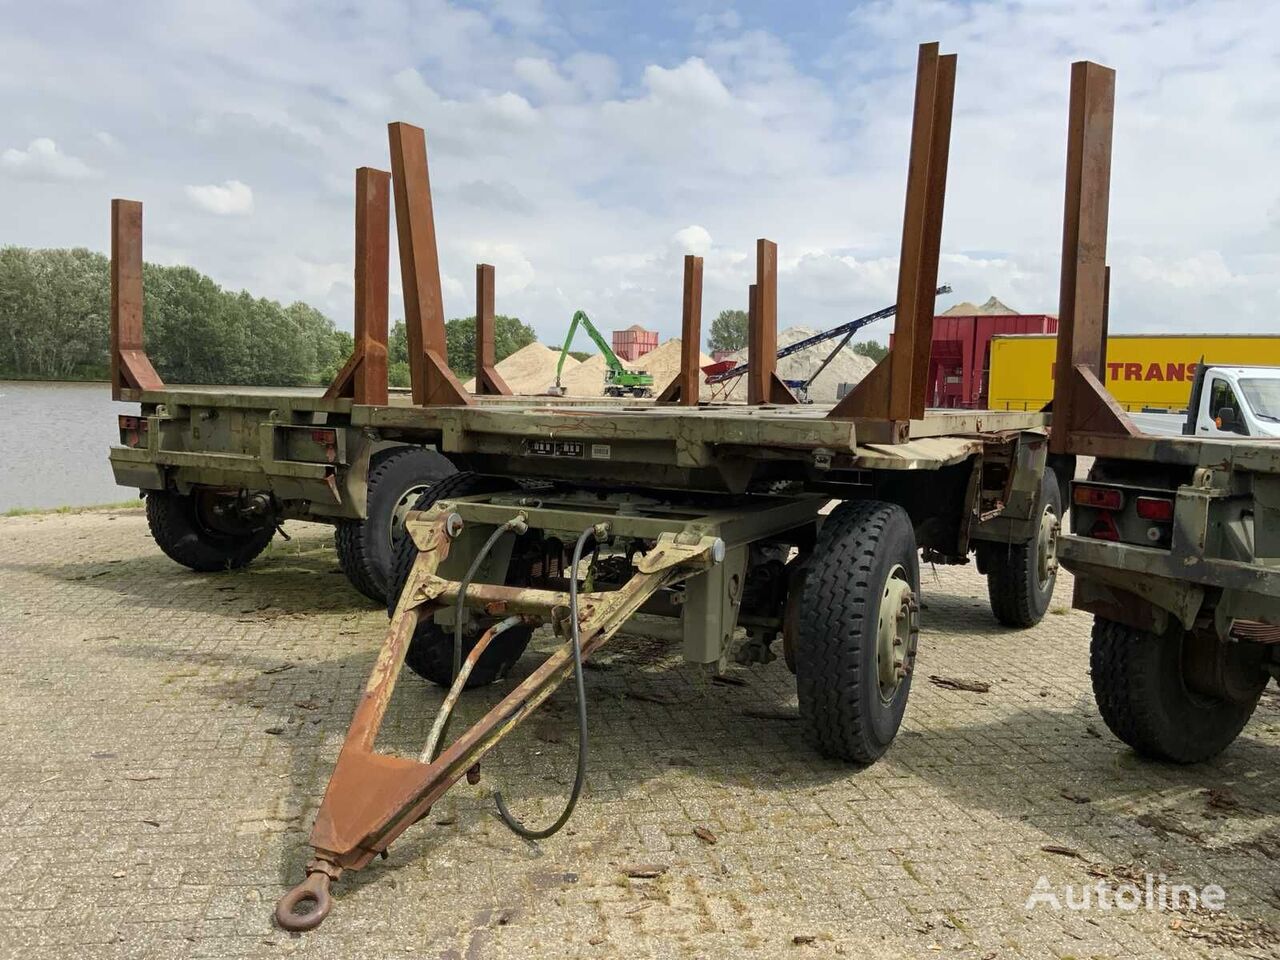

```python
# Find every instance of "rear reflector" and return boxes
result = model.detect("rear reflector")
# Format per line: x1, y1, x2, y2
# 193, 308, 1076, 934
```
1073, 484, 1124, 510
1135, 496, 1175, 522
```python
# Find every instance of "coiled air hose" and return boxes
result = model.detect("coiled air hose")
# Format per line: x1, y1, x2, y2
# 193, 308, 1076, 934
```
493, 524, 596, 840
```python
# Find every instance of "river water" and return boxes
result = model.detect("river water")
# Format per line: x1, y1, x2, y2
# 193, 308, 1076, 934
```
0, 381, 137, 511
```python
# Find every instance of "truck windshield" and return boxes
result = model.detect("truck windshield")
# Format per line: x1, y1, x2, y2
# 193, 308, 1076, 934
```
1239, 378, 1280, 422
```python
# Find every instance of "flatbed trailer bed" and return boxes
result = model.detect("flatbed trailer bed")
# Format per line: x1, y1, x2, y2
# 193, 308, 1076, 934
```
99, 43, 1110, 931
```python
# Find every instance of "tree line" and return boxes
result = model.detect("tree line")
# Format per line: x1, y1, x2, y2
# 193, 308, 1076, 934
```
0, 246, 886, 388
0, 246, 351, 385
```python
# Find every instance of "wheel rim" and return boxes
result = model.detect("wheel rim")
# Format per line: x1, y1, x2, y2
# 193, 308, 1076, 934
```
876, 563, 919, 703
389, 484, 431, 553
1036, 502, 1060, 592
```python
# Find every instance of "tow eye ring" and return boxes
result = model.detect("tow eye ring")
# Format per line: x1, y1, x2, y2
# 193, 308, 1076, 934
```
276, 862, 338, 932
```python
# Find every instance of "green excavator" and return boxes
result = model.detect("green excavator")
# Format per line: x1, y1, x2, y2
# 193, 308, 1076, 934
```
549, 309, 655, 398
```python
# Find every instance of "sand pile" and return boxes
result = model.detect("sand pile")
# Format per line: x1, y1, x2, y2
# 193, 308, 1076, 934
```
559, 353, 613, 395
634, 339, 714, 385
715, 326, 876, 403
465, 342, 578, 395
941, 296, 1018, 317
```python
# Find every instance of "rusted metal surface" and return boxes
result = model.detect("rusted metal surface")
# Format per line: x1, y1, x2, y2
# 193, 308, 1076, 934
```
746, 240, 797, 406
325, 168, 391, 405
278, 507, 722, 930
1049, 62, 1137, 454
388, 122, 472, 407
656, 255, 703, 405
473, 263, 511, 396
830, 43, 954, 424
109, 199, 164, 400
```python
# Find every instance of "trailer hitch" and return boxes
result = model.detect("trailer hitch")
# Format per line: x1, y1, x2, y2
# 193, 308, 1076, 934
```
276, 505, 721, 931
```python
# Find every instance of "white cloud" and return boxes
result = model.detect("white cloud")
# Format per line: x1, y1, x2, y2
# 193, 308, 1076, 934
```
467, 241, 535, 294
185, 180, 254, 216
672, 225, 713, 257
2, 0, 1279, 343
0, 138, 99, 181
513, 57, 575, 103
642, 58, 731, 108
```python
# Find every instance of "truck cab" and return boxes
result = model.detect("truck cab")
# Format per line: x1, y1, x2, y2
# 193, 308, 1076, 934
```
1183, 364, 1280, 439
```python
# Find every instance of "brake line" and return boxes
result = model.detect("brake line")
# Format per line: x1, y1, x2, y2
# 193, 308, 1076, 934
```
493, 524, 597, 840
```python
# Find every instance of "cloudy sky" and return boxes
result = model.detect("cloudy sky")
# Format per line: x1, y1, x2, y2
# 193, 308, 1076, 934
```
2, 0, 1278, 347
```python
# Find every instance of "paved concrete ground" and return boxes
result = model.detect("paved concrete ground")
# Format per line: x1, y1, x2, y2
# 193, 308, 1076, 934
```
1, 509, 1279, 960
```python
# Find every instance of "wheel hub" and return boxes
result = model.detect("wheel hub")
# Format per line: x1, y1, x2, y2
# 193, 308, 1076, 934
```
389, 484, 430, 552
876, 565, 919, 702
1036, 503, 1060, 591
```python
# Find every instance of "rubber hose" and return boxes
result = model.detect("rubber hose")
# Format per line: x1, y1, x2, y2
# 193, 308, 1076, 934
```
494, 525, 594, 840
453, 521, 522, 681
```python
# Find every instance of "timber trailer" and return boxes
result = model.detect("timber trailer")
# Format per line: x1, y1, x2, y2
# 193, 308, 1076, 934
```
107, 44, 1074, 930
1042, 64, 1280, 765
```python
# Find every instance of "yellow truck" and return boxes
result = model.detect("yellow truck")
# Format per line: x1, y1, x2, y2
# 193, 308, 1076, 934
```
988, 334, 1280, 412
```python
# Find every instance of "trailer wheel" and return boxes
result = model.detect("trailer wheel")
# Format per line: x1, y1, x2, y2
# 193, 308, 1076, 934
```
985, 469, 1061, 628
795, 500, 920, 763
386, 472, 534, 689
1090, 617, 1264, 763
145, 490, 275, 572
334, 446, 456, 604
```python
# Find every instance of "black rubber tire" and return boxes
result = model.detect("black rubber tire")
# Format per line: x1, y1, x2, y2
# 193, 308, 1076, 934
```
145, 490, 275, 572
386, 472, 534, 689
1090, 617, 1262, 763
986, 469, 1062, 628
795, 500, 920, 764
334, 446, 456, 603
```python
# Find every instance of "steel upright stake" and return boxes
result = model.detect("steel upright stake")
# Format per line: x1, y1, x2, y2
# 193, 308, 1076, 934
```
473, 264, 511, 396
325, 167, 391, 405
657, 255, 704, 405
109, 199, 164, 400
1049, 62, 1136, 453
829, 42, 955, 426
747, 239, 797, 406
388, 122, 471, 406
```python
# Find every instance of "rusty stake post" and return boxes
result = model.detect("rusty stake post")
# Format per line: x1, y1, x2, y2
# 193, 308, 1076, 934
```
109, 199, 164, 400
1049, 62, 1136, 453
657, 255, 704, 405
829, 42, 955, 426
473, 263, 511, 396
747, 239, 797, 406
325, 167, 391, 405
388, 122, 471, 406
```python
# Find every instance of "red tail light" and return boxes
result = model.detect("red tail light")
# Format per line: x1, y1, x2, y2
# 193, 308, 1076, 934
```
1135, 496, 1175, 522
118, 415, 149, 448
1088, 513, 1120, 541
1074, 484, 1124, 510
311, 428, 337, 445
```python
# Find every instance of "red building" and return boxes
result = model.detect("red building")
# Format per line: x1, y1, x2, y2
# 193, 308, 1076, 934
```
612, 324, 658, 361
924, 298, 1057, 408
